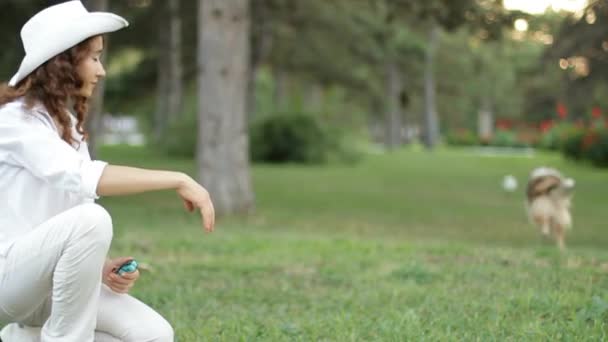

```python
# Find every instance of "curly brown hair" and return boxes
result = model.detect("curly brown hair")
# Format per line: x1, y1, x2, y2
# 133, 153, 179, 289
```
0, 36, 102, 146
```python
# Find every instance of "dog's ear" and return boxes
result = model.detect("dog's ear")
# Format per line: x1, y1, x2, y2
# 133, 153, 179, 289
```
527, 175, 561, 199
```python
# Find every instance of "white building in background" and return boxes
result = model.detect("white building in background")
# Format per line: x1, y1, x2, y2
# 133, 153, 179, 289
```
101, 114, 146, 146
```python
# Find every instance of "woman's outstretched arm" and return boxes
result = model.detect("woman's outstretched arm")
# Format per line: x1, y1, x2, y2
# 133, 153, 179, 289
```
96, 165, 187, 195
97, 165, 215, 232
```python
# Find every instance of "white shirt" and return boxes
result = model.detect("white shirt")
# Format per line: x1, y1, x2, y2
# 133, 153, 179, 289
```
0, 98, 107, 253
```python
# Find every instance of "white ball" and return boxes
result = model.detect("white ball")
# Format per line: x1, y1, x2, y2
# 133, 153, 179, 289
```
502, 175, 518, 192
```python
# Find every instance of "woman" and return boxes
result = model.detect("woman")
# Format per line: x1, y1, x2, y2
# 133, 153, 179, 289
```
0, 2, 215, 341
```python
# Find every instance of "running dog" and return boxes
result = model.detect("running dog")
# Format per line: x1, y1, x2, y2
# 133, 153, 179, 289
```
526, 167, 575, 250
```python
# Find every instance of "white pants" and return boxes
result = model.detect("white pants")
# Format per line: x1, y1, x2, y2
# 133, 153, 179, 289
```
0, 204, 174, 342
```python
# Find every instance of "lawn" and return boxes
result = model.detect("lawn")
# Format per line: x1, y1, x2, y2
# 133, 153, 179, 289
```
100, 145, 608, 341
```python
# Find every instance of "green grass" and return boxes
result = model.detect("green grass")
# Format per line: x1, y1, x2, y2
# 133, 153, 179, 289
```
99, 145, 608, 341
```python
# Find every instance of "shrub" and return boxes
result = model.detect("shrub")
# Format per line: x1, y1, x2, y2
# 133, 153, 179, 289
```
490, 129, 527, 148
539, 123, 571, 150
445, 129, 478, 146
560, 126, 586, 160
250, 113, 330, 164
582, 128, 608, 167
154, 112, 361, 165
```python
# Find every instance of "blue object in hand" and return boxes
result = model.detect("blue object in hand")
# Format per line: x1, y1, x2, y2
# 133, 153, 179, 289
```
115, 259, 138, 276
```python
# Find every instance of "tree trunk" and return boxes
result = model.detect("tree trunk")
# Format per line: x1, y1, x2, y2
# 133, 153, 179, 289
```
197, 0, 254, 215
154, 0, 182, 143
84, 0, 108, 159
384, 59, 403, 149
168, 0, 183, 120
423, 24, 440, 149
154, 14, 170, 143
367, 98, 384, 145
477, 96, 494, 141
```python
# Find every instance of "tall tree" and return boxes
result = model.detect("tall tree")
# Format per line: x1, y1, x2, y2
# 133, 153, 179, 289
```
197, 0, 254, 215
423, 24, 440, 148
168, 0, 183, 121
154, 16, 169, 143
307, 0, 424, 149
272, 0, 483, 149
154, 0, 183, 143
544, 0, 608, 117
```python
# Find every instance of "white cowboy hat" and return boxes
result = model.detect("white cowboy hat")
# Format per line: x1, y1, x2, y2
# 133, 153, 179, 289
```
9, 0, 129, 87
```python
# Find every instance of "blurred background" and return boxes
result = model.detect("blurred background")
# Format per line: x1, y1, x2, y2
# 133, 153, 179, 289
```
2, 1, 607, 175
2, 0, 608, 340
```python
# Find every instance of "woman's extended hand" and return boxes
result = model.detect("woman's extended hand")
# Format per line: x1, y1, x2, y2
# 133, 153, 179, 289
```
176, 175, 215, 232
102, 257, 139, 294
96, 166, 215, 232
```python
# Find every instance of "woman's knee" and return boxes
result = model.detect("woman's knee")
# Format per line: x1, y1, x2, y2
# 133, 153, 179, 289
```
72, 203, 113, 245
131, 316, 173, 342
151, 318, 174, 342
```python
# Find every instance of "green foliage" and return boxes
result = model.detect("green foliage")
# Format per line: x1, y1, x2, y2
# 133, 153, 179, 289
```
104, 55, 156, 114
546, 0, 608, 117
161, 116, 197, 158
561, 126, 586, 160
537, 122, 608, 168
445, 129, 478, 146
445, 128, 531, 148
582, 127, 608, 168
436, 26, 549, 131
538, 132, 556, 150
489, 129, 527, 147
250, 113, 337, 164
538, 122, 572, 150
0, 1, 46, 81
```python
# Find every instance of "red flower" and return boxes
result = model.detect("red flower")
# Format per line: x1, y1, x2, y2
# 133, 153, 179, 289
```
539, 119, 554, 133
592, 106, 603, 119
496, 119, 512, 130
556, 102, 568, 119
582, 131, 598, 150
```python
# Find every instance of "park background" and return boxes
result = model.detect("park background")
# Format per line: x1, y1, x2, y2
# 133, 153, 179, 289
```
1, 0, 608, 340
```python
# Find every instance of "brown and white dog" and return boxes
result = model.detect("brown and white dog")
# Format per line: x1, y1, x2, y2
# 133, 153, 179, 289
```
526, 167, 575, 250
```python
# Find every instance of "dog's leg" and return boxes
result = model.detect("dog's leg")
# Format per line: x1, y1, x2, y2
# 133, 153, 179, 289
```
553, 222, 566, 250
534, 215, 550, 236
542, 222, 550, 236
